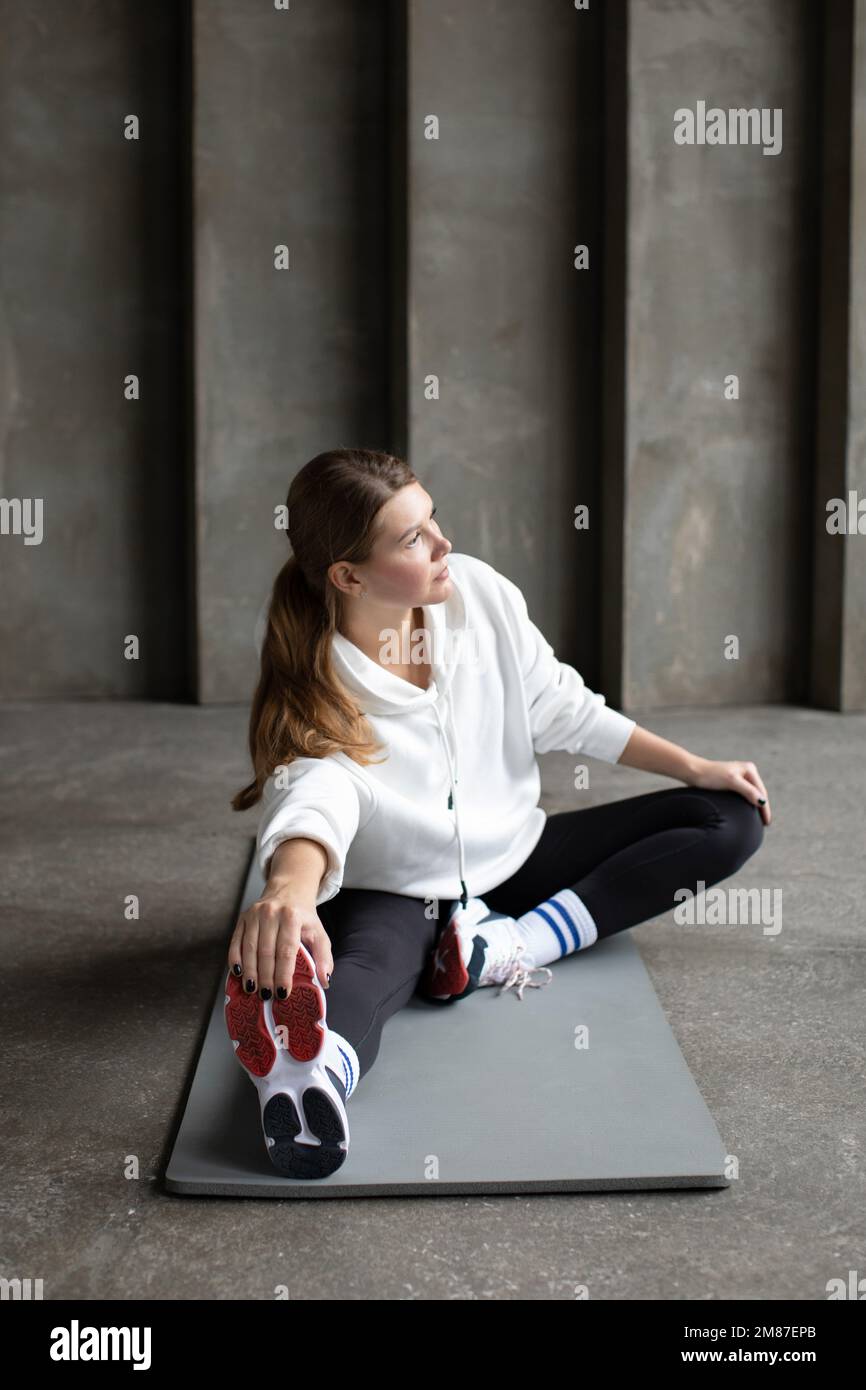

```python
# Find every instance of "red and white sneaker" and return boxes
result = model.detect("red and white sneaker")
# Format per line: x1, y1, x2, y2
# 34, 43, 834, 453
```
420, 897, 554, 1004
224, 942, 360, 1179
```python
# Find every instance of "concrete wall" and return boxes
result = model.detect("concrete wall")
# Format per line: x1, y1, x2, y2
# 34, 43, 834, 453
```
812, 0, 866, 712
193, 0, 392, 702
1, 0, 862, 711
401, 0, 607, 679
602, 0, 823, 710
0, 0, 189, 698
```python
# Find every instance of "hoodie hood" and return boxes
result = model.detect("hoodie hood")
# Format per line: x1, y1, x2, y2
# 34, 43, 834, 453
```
329, 565, 467, 716
329, 558, 471, 908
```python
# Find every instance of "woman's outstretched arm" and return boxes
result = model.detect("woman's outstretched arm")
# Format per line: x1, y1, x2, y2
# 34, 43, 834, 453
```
616, 724, 772, 827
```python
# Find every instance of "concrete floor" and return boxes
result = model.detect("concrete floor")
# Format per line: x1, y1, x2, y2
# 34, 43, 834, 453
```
1, 701, 863, 1300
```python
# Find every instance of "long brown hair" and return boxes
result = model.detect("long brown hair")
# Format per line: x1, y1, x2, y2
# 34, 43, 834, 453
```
232, 447, 418, 812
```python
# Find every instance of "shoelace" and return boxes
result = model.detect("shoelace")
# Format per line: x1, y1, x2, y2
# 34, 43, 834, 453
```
481, 936, 554, 1002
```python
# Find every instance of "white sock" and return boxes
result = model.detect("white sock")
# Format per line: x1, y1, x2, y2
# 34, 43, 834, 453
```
512, 887, 599, 969
327, 1027, 361, 1100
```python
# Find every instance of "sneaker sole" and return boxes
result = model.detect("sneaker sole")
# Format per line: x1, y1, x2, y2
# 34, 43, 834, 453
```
225, 942, 349, 1180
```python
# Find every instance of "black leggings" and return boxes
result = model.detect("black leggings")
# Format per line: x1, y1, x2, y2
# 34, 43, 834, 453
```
316, 787, 765, 1078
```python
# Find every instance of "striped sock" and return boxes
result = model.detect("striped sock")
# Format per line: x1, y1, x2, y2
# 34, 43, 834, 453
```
512, 887, 599, 969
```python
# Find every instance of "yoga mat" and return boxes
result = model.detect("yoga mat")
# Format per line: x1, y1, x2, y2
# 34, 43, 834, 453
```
165, 843, 731, 1198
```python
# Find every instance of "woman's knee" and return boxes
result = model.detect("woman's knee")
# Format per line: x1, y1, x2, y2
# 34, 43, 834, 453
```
710, 790, 765, 874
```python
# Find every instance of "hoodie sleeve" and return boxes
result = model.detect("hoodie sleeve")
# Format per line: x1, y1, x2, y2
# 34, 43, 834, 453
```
256, 756, 363, 905
494, 568, 637, 764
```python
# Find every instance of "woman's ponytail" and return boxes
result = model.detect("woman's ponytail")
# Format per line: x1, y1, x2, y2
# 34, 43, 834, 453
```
231, 449, 416, 811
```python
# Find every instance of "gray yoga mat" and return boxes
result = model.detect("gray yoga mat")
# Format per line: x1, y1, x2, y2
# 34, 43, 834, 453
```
165, 843, 731, 1197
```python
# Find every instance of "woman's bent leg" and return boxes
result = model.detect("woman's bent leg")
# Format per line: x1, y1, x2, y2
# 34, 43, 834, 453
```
316, 888, 440, 1077
484, 787, 765, 943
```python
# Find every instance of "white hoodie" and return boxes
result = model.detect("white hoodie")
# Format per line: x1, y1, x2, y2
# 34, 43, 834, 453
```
252, 552, 637, 910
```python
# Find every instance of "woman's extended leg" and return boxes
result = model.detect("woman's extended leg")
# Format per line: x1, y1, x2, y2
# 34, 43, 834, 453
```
316, 887, 440, 1078
225, 888, 439, 1179
482, 786, 765, 961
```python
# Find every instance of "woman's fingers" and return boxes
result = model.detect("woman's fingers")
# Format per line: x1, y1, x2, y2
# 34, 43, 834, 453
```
227, 914, 246, 977
741, 761, 768, 798
228, 900, 283, 995
227, 902, 334, 999
273, 909, 302, 998
252, 901, 281, 995
739, 763, 771, 825
306, 933, 334, 992
241, 912, 260, 992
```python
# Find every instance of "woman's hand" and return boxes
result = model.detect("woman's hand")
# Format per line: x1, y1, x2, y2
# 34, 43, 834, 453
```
228, 890, 335, 999
687, 757, 772, 826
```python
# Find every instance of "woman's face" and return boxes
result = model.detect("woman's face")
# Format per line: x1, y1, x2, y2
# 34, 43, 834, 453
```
359, 482, 453, 607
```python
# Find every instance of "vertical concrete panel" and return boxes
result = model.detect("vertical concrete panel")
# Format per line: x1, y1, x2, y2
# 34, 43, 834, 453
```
845, 1, 866, 708
193, 0, 391, 701
600, 0, 628, 709
0, 1, 188, 697
607, 0, 821, 708
812, 0, 866, 710
403, 0, 606, 672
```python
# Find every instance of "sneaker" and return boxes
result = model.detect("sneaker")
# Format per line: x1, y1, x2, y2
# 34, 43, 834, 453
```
420, 897, 554, 1003
224, 942, 358, 1179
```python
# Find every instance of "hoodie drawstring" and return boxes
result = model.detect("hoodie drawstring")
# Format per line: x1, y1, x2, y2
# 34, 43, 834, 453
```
432, 695, 468, 909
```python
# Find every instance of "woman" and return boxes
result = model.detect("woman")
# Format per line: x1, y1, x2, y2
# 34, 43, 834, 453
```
225, 448, 769, 1180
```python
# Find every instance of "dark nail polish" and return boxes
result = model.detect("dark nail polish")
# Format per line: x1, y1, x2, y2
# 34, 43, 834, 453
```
757, 798, 766, 805
232, 963, 242, 975
276, 986, 287, 1000
245, 978, 255, 993
260, 987, 272, 1000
